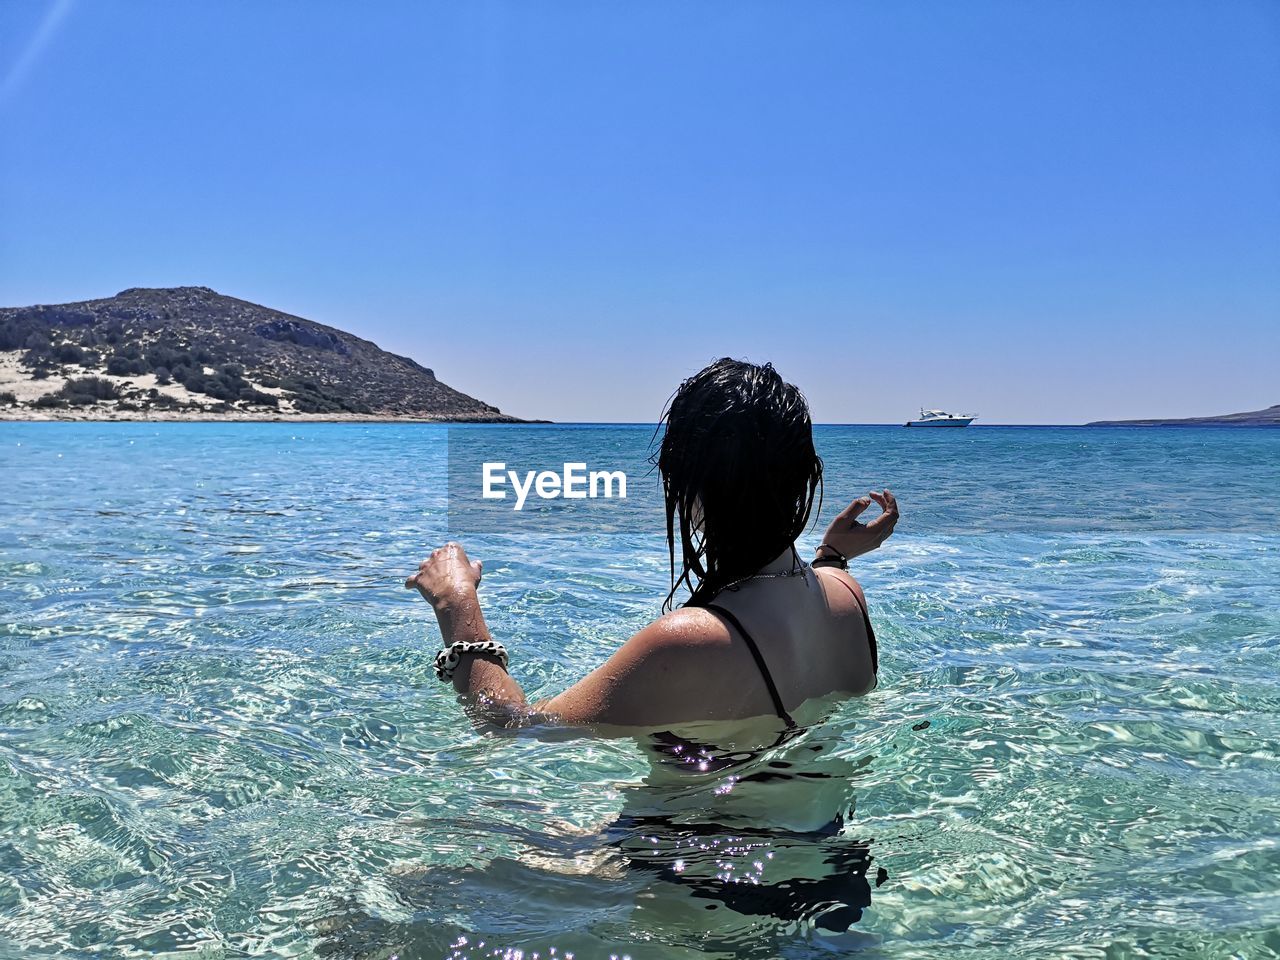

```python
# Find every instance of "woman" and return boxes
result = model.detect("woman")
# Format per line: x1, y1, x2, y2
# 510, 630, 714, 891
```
405, 357, 897, 730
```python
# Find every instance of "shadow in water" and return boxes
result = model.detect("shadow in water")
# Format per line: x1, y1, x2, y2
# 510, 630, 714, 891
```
610, 811, 887, 935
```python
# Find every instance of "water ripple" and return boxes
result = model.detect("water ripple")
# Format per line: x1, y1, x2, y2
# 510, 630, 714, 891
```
1, 424, 1278, 958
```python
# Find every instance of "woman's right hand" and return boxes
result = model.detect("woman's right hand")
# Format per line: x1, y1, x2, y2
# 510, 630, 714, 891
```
820, 489, 899, 561
405, 541, 484, 609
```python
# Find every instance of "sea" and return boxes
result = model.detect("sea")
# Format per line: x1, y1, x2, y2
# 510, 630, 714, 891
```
1, 423, 1278, 959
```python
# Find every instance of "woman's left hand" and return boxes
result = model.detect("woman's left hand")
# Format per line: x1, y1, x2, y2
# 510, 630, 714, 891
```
820, 489, 899, 561
405, 541, 483, 609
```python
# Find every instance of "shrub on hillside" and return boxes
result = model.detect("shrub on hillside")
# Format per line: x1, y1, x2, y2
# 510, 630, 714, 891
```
107, 353, 149, 377
201, 378, 236, 401
58, 376, 121, 403
21, 347, 53, 369
145, 342, 194, 371
179, 364, 261, 403
280, 376, 369, 415
0, 318, 36, 351
55, 342, 85, 365
238, 387, 278, 407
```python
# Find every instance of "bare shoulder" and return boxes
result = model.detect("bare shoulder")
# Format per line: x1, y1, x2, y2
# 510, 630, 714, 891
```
536, 606, 735, 725
813, 566, 877, 694
621, 606, 734, 658
814, 565, 868, 610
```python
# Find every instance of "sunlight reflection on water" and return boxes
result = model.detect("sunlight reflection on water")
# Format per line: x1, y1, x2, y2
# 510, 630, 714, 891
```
1, 424, 1278, 958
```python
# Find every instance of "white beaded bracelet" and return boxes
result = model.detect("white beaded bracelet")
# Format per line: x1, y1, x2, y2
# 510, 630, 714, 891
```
434, 639, 509, 682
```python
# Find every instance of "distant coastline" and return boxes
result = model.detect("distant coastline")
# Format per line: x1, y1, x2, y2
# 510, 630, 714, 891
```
0, 409, 523, 424
3, 415, 1273, 427
1086, 404, 1280, 427
0, 286, 523, 423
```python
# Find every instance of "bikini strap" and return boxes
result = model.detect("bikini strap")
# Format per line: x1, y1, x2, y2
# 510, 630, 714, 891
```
704, 603, 797, 728
824, 575, 879, 679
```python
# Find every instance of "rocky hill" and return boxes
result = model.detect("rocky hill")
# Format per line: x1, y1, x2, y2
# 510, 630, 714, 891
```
1087, 405, 1280, 427
0, 287, 516, 420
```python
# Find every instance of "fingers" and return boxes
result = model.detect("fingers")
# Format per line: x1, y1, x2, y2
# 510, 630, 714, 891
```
416, 542, 468, 569
407, 542, 481, 594
836, 496, 872, 522
865, 489, 899, 543
868, 489, 898, 516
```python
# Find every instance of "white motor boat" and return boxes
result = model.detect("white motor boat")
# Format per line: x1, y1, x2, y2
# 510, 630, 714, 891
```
904, 408, 976, 427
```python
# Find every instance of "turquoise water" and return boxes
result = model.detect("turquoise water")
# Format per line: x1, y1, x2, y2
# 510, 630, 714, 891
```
1, 423, 1279, 959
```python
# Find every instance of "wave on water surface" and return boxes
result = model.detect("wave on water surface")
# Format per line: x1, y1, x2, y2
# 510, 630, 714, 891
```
1, 423, 1278, 958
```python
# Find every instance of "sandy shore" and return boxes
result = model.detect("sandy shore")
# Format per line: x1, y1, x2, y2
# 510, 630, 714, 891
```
0, 350, 520, 423
0, 409, 516, 423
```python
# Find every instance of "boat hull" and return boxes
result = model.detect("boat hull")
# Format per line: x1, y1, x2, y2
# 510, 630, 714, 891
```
904, 418, 974, 427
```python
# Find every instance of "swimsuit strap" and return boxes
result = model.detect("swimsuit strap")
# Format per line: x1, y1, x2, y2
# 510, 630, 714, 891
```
826, 577, 879, 681
704, 603, 797, 728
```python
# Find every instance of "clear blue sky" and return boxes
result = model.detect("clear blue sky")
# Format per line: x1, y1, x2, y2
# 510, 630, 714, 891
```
1, 1, 1276, 423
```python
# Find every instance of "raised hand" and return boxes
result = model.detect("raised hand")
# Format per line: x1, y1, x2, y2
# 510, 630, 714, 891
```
405, 541, 484, 608
819, 489, 899, 561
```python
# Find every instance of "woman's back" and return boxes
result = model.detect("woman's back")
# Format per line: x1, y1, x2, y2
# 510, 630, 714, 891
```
638, 562, 878, 726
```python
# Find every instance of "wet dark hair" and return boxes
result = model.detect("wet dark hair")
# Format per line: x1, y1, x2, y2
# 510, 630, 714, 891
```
654, 357, 823, 611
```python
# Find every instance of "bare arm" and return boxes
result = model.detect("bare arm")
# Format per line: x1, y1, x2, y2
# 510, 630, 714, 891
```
433, 587, 530, 707
406, 543, 715, 728
404, 544, 534, 724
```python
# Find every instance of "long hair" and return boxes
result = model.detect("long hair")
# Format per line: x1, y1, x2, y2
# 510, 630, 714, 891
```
654, 358, 823, 611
